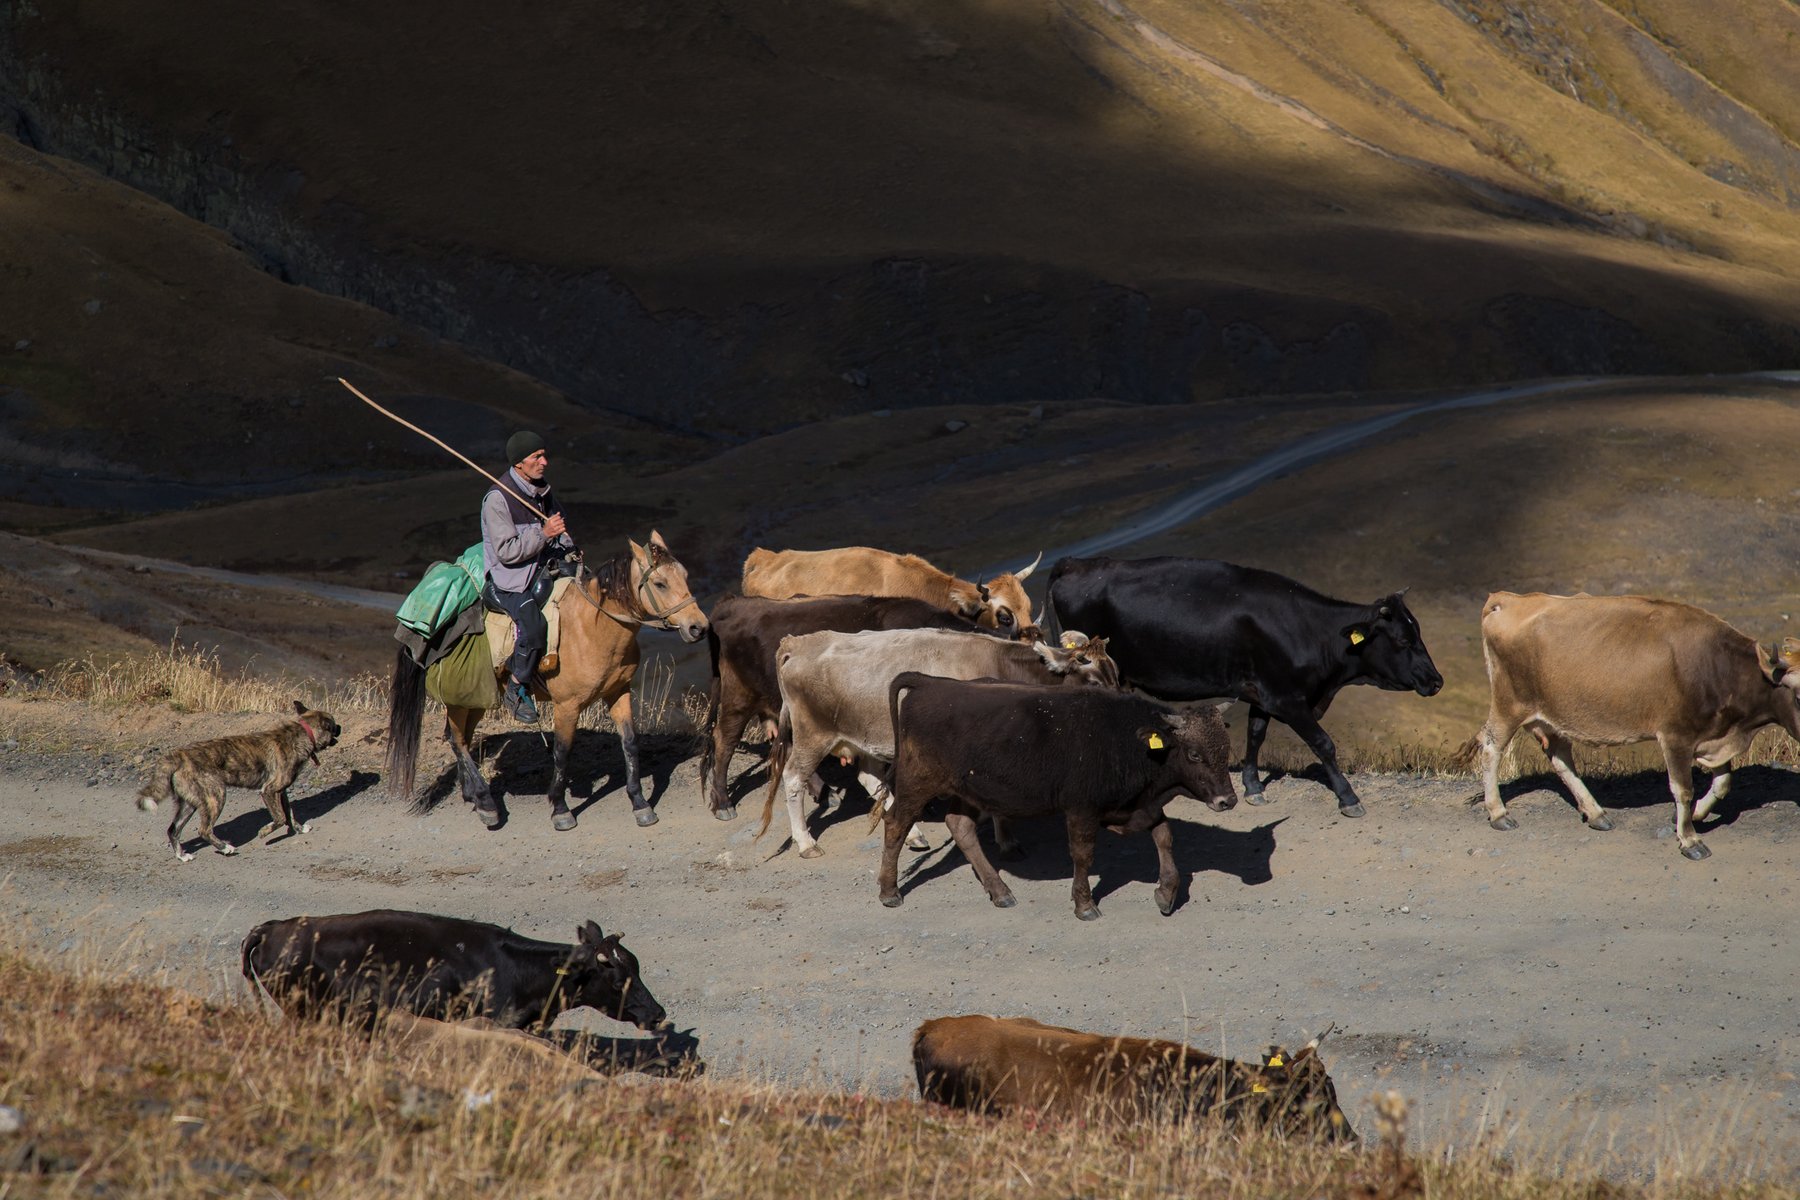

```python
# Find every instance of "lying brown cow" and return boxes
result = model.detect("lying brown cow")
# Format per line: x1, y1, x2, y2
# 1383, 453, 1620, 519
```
1466, 592, 1800, 859
913, 1015, 1356, 1141
742, 545, 1042, 637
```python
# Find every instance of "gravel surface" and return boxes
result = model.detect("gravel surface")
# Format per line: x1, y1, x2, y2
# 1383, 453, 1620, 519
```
4, 733, 1799, 1175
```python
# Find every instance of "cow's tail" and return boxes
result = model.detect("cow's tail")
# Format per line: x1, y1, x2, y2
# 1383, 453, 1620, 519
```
874, 672, 931, 833
1448, 734, 1482, 775
698, 626, 723, 791
386, 644, 427, 804
239, 922, 286, 1021
755, 706, 794, 840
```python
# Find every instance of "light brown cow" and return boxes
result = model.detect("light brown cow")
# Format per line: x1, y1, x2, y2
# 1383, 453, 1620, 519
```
912, 1015, 1356, 1140
741, 546, 1043, 638
1466, 592, 1800, 860
762, 628, 1117, 857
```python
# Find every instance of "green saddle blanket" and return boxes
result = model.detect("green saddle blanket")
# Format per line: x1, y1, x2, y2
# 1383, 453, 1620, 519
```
395, 543, 486, 637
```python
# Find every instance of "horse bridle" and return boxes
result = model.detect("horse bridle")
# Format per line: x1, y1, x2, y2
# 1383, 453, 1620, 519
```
569, 547, 700, 631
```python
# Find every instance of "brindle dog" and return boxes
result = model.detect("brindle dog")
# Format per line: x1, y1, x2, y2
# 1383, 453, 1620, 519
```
137, 701, 341, 861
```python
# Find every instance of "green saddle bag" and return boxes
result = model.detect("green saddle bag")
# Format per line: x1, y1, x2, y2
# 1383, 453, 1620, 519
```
395, 543, 486, 637
425, 630, 500, 709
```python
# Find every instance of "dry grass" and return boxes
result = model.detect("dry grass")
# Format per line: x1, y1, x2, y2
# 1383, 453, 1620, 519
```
28, 637, 387, 718
0, 934, 1789, 1200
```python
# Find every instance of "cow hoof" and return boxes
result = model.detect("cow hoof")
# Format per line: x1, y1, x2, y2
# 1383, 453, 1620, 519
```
905, 835, 931, 852
1075, 905, 1101, 921
633, 808, 659, 828
799, 844, 823, 859
552, 811, 578, 832
712, 804, 738, 822
1337, 803, 1365, 819
880, 893, 903, 908
1156, 894, 1176, 917
1682, 841, 1712, 861
476, 807, 503, 830
1586, 813, 1614, 832
1489, 814, 1518, 832
1244, 791, 1272, 806
992, 894, 1017, 909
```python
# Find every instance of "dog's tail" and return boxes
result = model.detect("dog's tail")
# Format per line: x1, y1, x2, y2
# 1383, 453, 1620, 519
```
386, 645, 427, 803
137, 755, 175, 811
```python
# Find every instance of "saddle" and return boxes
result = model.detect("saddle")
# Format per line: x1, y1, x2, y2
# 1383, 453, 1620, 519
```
486, 576, 575, 673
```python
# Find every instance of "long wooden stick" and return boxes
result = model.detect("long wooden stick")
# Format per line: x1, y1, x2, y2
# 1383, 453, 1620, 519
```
337, 377, 548, 520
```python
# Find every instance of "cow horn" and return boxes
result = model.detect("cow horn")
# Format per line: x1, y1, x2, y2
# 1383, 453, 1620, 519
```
1014, 550, 1044, 582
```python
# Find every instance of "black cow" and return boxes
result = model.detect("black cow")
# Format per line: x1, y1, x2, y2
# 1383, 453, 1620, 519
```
240, 909, 669, 1032
883, 673, 1236, 920
1048, 556, 1441, 817
701, 593, 998, 818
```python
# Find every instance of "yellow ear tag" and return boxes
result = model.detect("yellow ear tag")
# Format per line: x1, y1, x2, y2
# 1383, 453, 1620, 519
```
1147, 733, 1165, 750
1251, 1082, 1270, 1094
1268, 1052, 1285, 1067
1349, 630, 1365, 646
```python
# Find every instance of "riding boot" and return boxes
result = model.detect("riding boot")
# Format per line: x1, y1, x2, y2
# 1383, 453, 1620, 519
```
503, 678, 539, 723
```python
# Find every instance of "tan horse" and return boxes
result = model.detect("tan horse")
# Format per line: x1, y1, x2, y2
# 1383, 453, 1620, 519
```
387, 531, 709, 831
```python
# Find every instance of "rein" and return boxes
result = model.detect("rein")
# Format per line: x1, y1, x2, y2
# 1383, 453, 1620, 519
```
567, 550, 698, 632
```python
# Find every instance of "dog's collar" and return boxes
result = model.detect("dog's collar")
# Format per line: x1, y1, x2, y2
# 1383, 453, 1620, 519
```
297, 717, 320, 766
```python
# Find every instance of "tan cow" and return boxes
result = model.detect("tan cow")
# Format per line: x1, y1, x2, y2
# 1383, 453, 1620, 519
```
762, 628, 1117, 857
912, 1015, 1356, 1140
742, 546, 1043, 638
1466, 592, 1800, 860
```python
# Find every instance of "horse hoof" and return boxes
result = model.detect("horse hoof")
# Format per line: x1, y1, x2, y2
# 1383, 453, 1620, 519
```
1490, 815, 1518, 832
1586, 813, 1614, 832
1244, 790, 1272, 806
1075, 905, 1101, 921
634, 808, 659, 828
799, 844, 823, 859
992, 894, 1018, 909
1337, 803, 1365, 819
476, 807, 502, 830
1682, 841, 1712, 861
880, 893, 903, 909
552, 811, 577, 832
713, 805, 737, 822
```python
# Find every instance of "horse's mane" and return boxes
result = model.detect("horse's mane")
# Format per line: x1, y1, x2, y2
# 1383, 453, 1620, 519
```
583, 553, 637, 610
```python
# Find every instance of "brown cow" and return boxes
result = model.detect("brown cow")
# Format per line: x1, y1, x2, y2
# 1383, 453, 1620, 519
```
742, 546, 1042, 637
912, 1015, 1356, 1141
1466, 592, 1800, 860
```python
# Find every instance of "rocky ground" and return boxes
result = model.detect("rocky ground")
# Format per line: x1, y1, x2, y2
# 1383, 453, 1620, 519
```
2, 697, 1797, 1179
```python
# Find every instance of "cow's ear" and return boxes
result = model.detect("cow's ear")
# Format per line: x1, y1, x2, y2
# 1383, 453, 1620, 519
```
1342, 623, 1370, 649
578, 920, 606, 948
292, 699, 307, 716
1138, 726, 1172, 758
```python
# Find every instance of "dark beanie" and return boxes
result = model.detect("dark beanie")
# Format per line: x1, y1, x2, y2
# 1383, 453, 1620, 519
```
506, 431, 545, 466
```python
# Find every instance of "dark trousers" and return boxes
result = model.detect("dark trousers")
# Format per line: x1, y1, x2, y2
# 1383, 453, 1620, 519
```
483, 578, 548, 684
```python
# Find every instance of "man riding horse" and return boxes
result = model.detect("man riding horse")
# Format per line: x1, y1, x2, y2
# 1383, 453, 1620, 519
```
481, 431, 574, 723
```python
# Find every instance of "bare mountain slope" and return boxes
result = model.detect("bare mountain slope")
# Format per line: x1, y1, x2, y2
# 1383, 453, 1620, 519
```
5, 0, 1800, 435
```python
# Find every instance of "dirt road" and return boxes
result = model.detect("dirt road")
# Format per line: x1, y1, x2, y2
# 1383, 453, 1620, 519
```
3, 723, 1797, 1177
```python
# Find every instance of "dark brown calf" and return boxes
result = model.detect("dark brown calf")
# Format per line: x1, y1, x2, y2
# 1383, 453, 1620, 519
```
913, 1015, 1356, 1141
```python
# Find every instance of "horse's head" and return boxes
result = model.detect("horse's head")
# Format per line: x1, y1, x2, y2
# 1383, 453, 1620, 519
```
630, 530, 710, 643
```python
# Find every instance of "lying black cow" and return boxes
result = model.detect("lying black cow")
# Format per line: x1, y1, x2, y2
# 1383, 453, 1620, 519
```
883, 673, 1236, 920
1049, 556, 1441, 817
700, 593, 998, 819
240, 909, 669, 1032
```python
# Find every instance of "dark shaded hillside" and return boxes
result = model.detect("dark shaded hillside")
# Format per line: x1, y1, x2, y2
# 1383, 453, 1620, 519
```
5, 0, 1800, 438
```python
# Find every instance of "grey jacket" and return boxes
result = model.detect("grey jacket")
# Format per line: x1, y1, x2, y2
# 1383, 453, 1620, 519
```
481, 469, 573, 593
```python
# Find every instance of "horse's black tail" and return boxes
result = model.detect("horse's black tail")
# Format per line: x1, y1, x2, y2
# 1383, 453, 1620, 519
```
698, 625, 723, 792
385, 645, 426, 803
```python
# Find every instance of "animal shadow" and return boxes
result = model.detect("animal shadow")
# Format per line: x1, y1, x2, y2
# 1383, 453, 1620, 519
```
1491, 764, 1800, 831
475, 729, 687, 816
898, 813, 1284, 914
212, 769, 381, 849
549, 1027, 705, 1078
